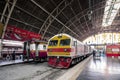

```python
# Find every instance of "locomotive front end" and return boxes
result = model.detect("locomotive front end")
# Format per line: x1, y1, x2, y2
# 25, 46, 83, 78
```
47, 34, 72, 68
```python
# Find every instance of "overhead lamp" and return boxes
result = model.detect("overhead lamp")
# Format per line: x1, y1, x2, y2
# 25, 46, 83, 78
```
102, 0, 120, 27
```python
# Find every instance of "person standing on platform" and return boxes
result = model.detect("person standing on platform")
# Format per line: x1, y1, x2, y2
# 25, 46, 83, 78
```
93, 50, 96, 58
12, 51, 15, 61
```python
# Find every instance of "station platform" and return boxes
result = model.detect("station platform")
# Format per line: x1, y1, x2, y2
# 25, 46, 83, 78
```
77, 56, 120, 80
0, 60, 23, 66
1, 55, 120, 80
57, 55, 120, 80
0, 59, 36, 66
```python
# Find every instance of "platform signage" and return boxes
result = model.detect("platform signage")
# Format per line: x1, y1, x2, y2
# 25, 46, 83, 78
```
4, 25, 41, 41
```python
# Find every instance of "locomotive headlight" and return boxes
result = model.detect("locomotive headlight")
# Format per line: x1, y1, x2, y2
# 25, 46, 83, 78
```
66, 58, 71, 62
64, 48, 67, 52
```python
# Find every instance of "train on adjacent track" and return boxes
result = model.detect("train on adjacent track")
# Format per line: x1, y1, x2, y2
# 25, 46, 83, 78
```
23, 40, 47, 62
47, 33, 93, 68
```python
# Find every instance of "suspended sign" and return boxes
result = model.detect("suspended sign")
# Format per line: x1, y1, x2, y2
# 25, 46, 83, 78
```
4, 25, 41, 41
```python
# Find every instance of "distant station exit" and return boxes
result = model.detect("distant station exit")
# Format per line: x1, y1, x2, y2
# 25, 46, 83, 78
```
88, 43, 120, 57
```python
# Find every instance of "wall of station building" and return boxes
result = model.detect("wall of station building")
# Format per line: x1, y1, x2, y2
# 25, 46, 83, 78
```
83, 33, 120, 44
83, 33, 120, 57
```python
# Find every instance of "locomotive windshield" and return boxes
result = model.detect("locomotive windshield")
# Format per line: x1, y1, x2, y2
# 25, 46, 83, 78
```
60, 39, 70, 46
49, 40, 58, 46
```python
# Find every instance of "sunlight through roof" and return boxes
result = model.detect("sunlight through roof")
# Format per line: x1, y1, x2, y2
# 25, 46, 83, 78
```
102, 0, 120, 27
83, 33, 120, 44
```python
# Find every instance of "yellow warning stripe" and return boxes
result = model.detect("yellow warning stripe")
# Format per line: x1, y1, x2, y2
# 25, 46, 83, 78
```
48, 52, 70, 56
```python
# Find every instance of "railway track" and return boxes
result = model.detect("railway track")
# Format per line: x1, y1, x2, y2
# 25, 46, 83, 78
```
0, 62, 67, 80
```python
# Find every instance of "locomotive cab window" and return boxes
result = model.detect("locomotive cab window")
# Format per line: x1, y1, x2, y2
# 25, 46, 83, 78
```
60, 39, 70, 46
49, 40, 58, 46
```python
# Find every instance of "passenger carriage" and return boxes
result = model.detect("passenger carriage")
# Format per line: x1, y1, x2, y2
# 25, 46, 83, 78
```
23, 40, 47, 62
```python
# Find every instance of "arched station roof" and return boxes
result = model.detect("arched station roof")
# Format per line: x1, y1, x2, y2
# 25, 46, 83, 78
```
0, 0, 120, 41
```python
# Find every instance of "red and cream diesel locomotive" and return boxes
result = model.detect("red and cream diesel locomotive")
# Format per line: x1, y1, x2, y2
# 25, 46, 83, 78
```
23, 40, 47, 61
47, 33, 92, 68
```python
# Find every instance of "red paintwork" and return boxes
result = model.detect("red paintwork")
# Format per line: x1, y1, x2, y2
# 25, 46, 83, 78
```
106, 54, 120, 57
30, 52, 35, 58
39, 52, 47, 58
106, 44, 120, 57
48, 57, 72, 68
48, 48, 71, 52
23, 50, 26, 55
24, 51, 47, 59
4, 25, 41, 41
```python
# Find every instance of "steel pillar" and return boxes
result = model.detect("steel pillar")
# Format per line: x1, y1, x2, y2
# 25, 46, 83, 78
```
0, 0, 17, 57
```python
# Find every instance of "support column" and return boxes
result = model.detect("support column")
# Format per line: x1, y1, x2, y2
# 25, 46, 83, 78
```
0, 0, 17, 57
0, 0, 10, 22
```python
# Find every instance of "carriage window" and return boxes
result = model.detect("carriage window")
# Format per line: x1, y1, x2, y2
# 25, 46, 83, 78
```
49, 40, 58, 46
74, 41, 77, 46
38, 44, 46, 50
30, 43, 36, 50
43, 45, 46, 49
60, 39, 70, 46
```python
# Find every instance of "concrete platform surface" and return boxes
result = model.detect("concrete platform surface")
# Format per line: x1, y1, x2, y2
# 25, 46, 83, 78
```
0, 60, 23, 66
57, 56, 92, 80
77, 56, 120, 80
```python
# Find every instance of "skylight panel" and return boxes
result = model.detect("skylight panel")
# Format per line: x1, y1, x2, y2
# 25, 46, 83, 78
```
102, 0, 120, 27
